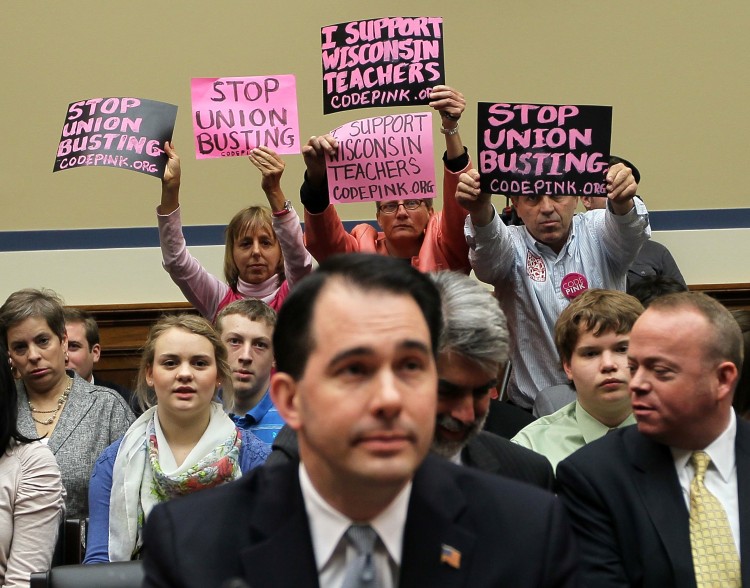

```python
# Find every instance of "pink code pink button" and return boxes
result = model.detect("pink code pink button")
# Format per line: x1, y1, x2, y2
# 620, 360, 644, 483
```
561, 273, 589, 299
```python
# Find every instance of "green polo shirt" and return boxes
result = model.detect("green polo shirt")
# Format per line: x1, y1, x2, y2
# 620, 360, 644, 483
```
511, 400, 636, 471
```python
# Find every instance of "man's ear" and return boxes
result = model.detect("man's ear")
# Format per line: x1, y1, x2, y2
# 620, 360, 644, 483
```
271, 372, 302, 431
562, 359, 574, 383
715, 360, 739, 402
92, 343, 101, 363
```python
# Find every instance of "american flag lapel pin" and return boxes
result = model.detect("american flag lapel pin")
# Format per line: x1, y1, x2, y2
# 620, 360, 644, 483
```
440, 544, 461, 569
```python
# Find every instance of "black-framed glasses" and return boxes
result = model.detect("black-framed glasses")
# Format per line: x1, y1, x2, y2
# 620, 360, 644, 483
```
378, 199, 424, 214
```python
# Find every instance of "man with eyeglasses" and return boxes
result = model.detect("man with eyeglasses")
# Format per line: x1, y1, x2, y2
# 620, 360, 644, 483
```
456, 160, 650, 411
300, 85, 472, 273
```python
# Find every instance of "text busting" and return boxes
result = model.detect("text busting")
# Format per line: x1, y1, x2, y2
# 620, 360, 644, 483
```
477, 102, 612, 196
54, 97, 177, 177
191, 75, 300, 159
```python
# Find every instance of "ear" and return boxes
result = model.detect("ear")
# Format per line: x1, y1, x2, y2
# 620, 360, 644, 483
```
270, 372, 302, 431
60, 333, 68, 352
563, 360, 575, 383
92, 343, 101, 363
145, 364, 154, 388
715, 360, 738, 402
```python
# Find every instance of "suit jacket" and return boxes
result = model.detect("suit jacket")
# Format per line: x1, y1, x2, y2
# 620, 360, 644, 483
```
142, 455, 578, 587
268, 426, 554, 491
483, 398, 535, 439
462, 431, 554, 490
556, 419, 750, 587
15, 371, 135, 518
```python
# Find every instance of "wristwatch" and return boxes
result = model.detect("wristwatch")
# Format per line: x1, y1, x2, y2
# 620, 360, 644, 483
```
272, 200, 293, 217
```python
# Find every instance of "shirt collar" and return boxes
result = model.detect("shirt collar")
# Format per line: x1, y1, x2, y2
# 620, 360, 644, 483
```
236, 274, 278, 299
299, 463, 411, 572
672, 411, 737, 483
522, 216, 577, 258
230, 389, 272, 425
575, 401, 636, 444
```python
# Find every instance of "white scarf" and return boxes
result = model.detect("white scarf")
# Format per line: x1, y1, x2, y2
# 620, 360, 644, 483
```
107, 402, 240, 561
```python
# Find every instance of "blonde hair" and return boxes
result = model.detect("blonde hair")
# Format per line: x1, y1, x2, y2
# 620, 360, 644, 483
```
223, 206, 284, 290
135, 314, 233, 412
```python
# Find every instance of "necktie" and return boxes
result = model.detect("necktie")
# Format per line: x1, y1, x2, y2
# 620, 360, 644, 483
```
342, 524, 379, 588
689, 451, 741, 587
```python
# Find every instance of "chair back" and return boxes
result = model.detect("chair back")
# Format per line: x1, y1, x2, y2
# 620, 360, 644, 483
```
29, 561, 144, 588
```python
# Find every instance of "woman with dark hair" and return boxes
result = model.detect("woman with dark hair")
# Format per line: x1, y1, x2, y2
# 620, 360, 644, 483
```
0, 345, 65, 587
157, 143, 312, 321
0, 288, 135, 519
84, 315, 269, 563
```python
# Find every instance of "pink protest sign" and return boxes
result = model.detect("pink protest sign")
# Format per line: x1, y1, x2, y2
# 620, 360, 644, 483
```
191, 75, 300, 159
321, 17, 445, 114
325, 113, 436, 204
53, 97, 177, 177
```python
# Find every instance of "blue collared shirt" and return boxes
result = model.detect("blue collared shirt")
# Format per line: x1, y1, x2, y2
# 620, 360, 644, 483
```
229, 390, 285, 444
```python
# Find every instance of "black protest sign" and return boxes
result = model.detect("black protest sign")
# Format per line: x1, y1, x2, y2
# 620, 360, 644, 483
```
321, 16, 445, 114
54, 98, 178, 178
477, 103, 612, 197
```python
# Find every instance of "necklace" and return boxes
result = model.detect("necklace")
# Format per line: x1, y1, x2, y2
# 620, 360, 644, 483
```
28, 376, 73, 426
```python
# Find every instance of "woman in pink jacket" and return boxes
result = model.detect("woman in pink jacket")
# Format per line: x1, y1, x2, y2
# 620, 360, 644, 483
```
158, 143, 312, 320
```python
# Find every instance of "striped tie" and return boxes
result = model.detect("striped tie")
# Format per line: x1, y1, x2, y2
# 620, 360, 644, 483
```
689, 451, 741, 587
342, 524, 379, 588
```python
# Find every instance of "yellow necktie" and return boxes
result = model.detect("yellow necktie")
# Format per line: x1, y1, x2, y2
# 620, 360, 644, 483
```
689, 450, 741, 587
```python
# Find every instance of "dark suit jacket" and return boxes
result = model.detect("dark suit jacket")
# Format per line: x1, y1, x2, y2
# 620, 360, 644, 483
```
462, 431, 554, 490
483, 398, 535, 439
142, 455, 578, 587
267, 426, 554, 490
557, 419, 750, 587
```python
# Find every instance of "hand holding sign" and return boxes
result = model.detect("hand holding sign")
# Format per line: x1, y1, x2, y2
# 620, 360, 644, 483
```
606, 162, 638, 215
159, 142, 182, 215
301, 134, 339, 188
428, 85, 465, 122
456, 169, 494, 227
248, 147, 286, 208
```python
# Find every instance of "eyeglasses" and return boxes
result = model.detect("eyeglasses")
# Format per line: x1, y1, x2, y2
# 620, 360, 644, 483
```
378, 200, 425, 214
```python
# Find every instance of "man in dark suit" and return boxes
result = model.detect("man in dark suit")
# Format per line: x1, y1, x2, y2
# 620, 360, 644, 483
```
63, 308, 139, 413
268, 270, 554, 490
557, 291, 748, 587
429, 270, 554, 488
142, 254, 577, 587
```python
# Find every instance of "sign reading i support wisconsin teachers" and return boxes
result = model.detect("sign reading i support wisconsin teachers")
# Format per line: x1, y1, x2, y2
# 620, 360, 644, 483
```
54, 98, 177, 178
477, 103, 612, 197
321, 17, 445, 114
191, 75, 300, 159
325, 113, 435, 203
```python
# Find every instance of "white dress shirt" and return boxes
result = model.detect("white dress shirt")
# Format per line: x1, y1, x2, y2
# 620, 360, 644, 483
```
299, 463, 412, 588
672, 412, 740, 553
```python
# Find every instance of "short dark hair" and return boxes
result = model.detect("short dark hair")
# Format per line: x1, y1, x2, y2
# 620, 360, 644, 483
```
0, 288, 66, 346
63, 307, 100, 348
273, 253, 442, 380
627, 275, 687, 307
648, 292, 743, 373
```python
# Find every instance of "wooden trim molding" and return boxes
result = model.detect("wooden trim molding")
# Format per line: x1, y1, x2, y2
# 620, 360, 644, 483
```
73, 284, 750, 392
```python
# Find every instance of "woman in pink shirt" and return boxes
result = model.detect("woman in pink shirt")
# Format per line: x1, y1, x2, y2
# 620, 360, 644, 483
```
157, 143, 312, 320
